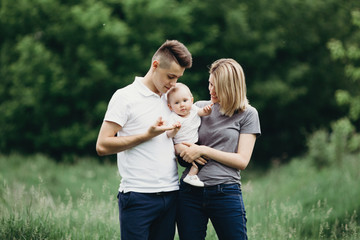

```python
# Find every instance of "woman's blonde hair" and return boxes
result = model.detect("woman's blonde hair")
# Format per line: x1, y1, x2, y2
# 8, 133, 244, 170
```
209, 58, 249, 116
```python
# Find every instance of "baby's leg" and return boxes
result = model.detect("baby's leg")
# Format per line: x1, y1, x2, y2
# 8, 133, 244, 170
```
188, 162, 199, 176
183, 162, 204, 187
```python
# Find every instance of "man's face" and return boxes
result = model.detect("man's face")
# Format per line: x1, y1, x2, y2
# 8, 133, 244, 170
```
153, 61, 185, 95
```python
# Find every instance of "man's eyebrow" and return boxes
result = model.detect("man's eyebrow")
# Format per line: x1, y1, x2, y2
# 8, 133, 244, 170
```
168, 73, 183, 78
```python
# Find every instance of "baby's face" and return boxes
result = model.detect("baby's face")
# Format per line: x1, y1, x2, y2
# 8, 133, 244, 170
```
168, 87, 193, 117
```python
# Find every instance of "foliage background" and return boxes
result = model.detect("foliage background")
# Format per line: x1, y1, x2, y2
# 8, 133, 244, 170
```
1, 0, 360, 167
1, 1, 360, 239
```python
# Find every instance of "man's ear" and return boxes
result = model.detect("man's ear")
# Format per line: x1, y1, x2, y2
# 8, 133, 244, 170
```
152, 60, 159, 69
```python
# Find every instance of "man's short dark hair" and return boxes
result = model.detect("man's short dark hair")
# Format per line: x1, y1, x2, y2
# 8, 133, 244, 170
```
152, 40, 192, 69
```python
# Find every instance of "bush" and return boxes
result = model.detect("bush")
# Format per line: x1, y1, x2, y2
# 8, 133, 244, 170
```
307, 129, 332, 168
307, 117, 359, 169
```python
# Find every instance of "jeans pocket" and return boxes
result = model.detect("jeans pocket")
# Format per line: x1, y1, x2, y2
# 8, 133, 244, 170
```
119, 192, 132, 209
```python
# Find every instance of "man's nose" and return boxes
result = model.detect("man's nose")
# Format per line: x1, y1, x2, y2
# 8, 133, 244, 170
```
170, 79, 177, 87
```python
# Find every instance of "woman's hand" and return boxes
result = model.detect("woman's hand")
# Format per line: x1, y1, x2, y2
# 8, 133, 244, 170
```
179, 142, 207, 165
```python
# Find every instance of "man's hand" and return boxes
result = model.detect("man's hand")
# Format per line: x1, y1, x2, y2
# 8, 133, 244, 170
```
148, 117, 179, 138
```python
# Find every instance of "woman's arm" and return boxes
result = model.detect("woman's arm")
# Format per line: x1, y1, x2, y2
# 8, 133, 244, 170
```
179, 133, 257, 170
175, 144, 207, 166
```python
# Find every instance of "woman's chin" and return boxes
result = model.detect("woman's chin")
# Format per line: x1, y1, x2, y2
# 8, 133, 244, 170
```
211, 97, 218, 103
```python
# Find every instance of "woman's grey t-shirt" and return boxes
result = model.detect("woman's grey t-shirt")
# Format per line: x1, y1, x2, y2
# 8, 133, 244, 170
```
180, 101, 261, 186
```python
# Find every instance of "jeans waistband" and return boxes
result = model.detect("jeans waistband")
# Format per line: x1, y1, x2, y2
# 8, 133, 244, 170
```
150, 190, 178, 196
120, 190, 178, 196
203, 183, 240, 190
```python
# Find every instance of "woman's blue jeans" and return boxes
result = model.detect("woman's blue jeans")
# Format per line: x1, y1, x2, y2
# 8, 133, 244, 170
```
177, 181, 248, 240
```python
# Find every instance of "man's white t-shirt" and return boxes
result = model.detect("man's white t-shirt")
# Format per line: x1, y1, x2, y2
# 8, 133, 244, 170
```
104, 77, 179, 193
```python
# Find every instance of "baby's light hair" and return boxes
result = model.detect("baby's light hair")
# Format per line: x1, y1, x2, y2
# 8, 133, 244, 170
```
167, 83, 192, 103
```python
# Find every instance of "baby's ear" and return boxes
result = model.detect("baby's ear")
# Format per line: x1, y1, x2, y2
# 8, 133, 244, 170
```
168, 104, 172, 110
191, 97, 194, 103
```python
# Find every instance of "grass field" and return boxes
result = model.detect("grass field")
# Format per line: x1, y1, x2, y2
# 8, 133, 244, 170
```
1, 153, 359, 239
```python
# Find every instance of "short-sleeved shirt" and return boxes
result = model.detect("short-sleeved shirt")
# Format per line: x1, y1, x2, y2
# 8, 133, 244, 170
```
180, 101, 261, 186
104, 77, 179, 193
169, 105, 201, 144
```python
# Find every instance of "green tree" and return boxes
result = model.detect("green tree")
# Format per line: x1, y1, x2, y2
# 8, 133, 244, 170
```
307, 9, 360, 169
240, 0, 358, 164
172, 0, 360, 165
327, 9, 360, 153
1, 0, 360, 165
0, 0, 131, 158
0, 0, 194, 160
328, 10, 360, 124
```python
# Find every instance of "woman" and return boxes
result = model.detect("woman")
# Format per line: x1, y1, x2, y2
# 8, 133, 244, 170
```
176, 58, 261, 240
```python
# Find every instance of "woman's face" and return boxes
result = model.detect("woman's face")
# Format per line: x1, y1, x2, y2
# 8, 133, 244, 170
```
208, 74, 219, 103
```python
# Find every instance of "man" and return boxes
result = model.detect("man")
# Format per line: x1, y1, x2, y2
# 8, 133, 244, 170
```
96, 40, 192, 240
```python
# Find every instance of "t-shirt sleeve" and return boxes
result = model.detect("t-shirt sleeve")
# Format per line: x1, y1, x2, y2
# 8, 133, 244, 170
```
240, 106, 261, 137
104, 90, 128, 127
192, 104, 200, 114
195, 100, 212, 109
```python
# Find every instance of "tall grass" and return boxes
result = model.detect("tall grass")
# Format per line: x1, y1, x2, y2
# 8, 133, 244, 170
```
0, 180, 118, 239
1, 153, 359, 239
243, 154, 360, 239
0, 154, 120, 239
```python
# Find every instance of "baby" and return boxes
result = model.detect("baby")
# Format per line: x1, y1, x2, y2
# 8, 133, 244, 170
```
166, 83, 212, 187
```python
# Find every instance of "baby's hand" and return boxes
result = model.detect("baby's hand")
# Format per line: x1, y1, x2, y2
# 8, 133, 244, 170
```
166, 121, 182, 139
203, 103, 213, 114
173, 122, 181, 132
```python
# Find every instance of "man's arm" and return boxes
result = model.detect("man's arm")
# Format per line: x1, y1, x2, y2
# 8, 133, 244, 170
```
96, 117, 176, 156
